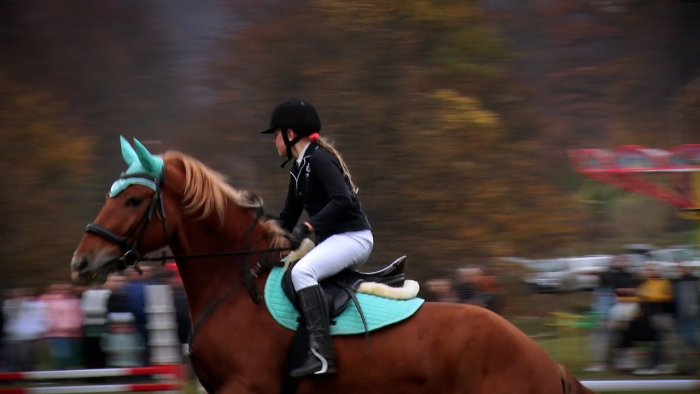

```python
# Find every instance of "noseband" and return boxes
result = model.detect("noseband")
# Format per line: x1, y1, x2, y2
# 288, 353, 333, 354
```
85, 171, 168, 273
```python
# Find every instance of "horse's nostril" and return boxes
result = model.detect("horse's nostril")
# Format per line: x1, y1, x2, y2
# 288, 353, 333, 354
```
74, 257, 88, 272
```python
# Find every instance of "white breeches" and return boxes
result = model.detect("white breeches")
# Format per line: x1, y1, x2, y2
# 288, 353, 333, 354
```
291, 230, 374, 291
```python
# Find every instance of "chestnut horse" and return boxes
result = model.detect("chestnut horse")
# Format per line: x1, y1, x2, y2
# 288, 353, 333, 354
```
71, 138, 595, 394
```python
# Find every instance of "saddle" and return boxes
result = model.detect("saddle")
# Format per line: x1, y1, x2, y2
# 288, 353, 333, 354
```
281, 255, 407, 320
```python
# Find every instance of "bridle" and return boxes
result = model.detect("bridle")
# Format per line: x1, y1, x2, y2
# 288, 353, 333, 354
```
85, 172, 169, 274
85, 167, 291, 268
83, 165, 292, 347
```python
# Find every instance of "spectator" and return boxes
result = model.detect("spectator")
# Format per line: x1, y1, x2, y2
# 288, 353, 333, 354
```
584, 258, 619, 372
0, 288, 6, 371
4, 287, 48, 371
81, 285, 111, 369
40, 283, 83, 369
164, 265, 194, 380
475, 269, 503, 313
106, 274, 128, 315
425, 279, 458, 303
3, 288, 23, 371
672, 261, 700, 374
123, 266, 157, 365
606, 256, 639, 370
165, 269, 190, 349
101, 312, 145, 369
631, 262, 675, 375
453, 268, 480, 306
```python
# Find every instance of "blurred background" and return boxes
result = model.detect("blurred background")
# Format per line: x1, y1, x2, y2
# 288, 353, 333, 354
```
3, 0, 700, 392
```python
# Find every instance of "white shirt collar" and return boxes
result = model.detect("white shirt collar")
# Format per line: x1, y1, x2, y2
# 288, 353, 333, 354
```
296, 142, 312, 166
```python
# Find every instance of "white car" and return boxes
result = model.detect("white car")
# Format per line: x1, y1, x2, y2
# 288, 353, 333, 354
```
523, 259, 579, 293
567, 255, 615, 290
523, 255, 615, 292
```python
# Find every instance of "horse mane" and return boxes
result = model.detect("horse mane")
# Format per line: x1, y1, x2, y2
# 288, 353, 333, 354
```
162, 151, 288, 248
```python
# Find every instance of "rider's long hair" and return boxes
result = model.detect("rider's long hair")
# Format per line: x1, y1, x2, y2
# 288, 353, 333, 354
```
313, 136, 359, 194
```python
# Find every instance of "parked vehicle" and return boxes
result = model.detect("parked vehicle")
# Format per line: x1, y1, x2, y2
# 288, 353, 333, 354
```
517, 245, 700, 292
523, 259, 579, 293
567, 255, 615, 290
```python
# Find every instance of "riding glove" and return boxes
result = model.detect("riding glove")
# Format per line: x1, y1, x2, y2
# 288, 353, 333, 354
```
288, 224, 311, 250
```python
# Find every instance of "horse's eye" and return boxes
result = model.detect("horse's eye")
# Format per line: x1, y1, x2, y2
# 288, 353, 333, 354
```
125, 196, 144, 208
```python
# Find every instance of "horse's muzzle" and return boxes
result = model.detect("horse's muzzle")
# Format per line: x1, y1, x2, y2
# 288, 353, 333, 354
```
70, 252, 120, 285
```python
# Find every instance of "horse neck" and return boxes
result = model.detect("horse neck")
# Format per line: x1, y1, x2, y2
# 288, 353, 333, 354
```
170, 206, 274, 322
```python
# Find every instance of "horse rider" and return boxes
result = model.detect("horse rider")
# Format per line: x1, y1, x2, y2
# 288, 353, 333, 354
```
261, 99, 374, 377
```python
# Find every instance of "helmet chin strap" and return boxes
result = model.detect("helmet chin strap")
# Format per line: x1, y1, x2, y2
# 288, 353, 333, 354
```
280, 128, 304, 168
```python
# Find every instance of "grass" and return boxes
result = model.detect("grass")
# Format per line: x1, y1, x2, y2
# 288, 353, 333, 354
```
508, 307, 700, 393
503, 289, 700, 393
530, 334, 699, 393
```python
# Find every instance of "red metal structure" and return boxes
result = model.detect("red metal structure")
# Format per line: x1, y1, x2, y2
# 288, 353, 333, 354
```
568, 144, 700, 212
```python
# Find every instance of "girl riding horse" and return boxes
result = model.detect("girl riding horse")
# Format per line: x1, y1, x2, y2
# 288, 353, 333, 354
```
262, 99, 373, 377
70, 135, 596, 393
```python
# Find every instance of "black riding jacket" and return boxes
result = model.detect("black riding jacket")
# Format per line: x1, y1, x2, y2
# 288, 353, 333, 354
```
278, 142, 370, 244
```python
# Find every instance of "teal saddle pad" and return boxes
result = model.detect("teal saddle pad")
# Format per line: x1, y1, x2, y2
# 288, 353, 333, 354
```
264, 266, 425, 335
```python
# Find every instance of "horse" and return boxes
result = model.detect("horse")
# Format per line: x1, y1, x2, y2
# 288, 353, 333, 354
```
70, 137, 596, 394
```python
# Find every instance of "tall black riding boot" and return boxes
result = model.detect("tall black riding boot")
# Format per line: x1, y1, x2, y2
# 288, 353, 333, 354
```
288, 285, 337, 378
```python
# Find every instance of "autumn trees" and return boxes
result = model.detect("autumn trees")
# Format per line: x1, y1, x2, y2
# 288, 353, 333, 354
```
0, 0, 697, 284
208, 0, 581, 268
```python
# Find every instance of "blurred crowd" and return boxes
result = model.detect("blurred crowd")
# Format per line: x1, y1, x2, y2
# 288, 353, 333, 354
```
10, 255, 700, 377
424, 266, 504, 314
585, 257, 700, 375
421, 256, 700, 376
0, 264, 190, 372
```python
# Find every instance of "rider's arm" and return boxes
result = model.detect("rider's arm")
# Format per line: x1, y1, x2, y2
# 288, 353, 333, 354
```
279, 176, 303, 232
307, 150, 354, 234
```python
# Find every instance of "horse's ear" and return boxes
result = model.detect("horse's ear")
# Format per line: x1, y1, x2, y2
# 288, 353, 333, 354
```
133, 138, 164, 177
120, 135, 138, 166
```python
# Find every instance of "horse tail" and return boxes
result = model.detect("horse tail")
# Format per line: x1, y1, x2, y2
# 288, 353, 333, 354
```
558, 364, 597, 394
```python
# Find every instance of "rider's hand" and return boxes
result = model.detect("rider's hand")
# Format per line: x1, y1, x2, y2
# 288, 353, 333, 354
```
288, 224, 311, 250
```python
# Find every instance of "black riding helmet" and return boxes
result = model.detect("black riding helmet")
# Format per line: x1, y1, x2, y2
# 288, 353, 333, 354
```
262, 99, 321, 167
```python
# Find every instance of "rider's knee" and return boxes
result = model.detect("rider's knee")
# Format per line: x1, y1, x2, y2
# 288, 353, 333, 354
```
291, 264, 317, 290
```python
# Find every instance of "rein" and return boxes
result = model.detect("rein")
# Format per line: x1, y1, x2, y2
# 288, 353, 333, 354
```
185, 211, 281, 349
138, 246, 289, 263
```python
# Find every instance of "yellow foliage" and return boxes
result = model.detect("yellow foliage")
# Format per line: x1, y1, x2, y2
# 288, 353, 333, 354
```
217, 0, 583, 270
0, 70, 95, 284
430, 89, 501, 129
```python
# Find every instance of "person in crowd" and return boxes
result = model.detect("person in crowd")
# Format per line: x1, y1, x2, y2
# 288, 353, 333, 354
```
584, 259, 618, 372
80, 284, 111, 369
672, 261, 700, 374
606, 256, 639, 370
123, 266, 157, 365
40, 283, 83, 369
4, 287, 48, 371
101, 312, 145, 367
630, 262, 675, 375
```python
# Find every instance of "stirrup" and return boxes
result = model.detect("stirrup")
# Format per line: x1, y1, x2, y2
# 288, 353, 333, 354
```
288, 350, 336, 378
310, 348, 332, 375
